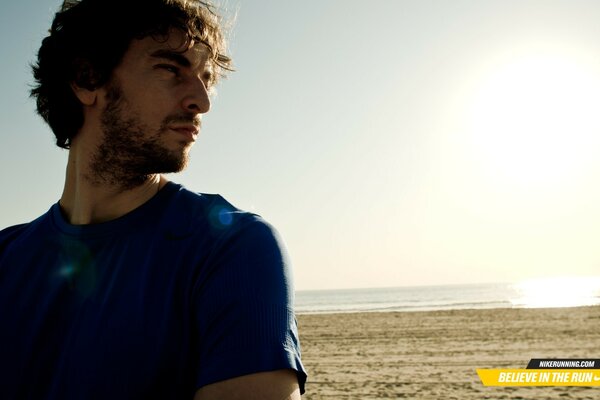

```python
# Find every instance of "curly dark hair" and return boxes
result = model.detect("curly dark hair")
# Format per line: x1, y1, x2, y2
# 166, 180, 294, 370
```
31, 0, 232, 149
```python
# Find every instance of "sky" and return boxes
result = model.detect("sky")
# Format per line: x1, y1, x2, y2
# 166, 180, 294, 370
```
1, 0, 600, 291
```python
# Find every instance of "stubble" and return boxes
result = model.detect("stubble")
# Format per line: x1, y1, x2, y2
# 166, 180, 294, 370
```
89, 79, 194, 190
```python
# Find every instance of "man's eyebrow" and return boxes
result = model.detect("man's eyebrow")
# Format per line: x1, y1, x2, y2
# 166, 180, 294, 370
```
149, 49, 191, 67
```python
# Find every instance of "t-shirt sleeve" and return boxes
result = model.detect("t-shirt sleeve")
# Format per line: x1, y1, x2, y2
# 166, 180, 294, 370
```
192, 216, 307, 394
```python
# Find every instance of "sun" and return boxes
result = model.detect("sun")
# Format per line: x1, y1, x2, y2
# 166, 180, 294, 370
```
511, 276, 600, 308
465, 53, 600, 189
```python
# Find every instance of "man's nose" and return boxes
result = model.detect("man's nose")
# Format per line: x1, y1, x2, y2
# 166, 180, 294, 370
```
181, 77, 211, 114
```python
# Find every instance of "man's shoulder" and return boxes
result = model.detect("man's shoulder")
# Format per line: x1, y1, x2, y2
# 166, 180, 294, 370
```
0, 212, 51, 254
0, 223, 30, 242
164, 183, 270, 240
171, 184, 241, 217
0, 211, 51, 241
168, 185, 262, 229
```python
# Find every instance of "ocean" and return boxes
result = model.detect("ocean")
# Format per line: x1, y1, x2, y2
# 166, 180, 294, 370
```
294, 280, 600, 314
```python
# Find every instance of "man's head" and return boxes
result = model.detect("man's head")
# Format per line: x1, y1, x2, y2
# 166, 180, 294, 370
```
31, 0, 231, 150
85, 28, 216, 188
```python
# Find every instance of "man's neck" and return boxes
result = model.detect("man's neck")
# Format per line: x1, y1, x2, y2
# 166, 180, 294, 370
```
59, 148, 169, 225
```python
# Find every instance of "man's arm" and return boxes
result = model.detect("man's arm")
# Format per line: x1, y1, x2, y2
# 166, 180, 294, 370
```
194, 369, 301, 400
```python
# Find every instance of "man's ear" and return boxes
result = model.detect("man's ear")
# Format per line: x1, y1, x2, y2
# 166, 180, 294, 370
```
70, 58, 101, 106
71, 83, 98, 106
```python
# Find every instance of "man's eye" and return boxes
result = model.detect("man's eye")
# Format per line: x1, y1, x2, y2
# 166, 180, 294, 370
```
157, 64, 179, 75
202, 72, 214, 88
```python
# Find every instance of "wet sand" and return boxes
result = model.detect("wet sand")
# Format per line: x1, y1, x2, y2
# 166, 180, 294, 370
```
297, 306, 600, 399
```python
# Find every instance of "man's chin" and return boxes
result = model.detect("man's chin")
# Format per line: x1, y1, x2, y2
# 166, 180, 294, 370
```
157, 152, 190, 174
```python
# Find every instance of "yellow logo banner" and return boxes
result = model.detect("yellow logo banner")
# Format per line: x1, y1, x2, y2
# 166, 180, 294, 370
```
477, 369, 600, 386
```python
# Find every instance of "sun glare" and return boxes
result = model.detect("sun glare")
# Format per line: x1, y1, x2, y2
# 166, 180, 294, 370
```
512, 276, 600, 308
466, 53, 600, 189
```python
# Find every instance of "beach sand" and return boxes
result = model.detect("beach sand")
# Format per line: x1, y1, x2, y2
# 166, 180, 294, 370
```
297, 306, 600, 399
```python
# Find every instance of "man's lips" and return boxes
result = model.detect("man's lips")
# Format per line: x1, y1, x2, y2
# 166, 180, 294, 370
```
169, 125, 199, 141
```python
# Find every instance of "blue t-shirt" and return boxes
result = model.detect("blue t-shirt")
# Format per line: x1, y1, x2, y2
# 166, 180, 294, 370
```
0, 182, 306, 399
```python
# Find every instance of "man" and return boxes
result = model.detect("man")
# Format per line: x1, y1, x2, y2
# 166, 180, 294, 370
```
0, 0, 306, 398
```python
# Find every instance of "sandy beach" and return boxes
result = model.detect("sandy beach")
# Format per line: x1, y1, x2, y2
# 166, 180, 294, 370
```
297, 306, 600, 399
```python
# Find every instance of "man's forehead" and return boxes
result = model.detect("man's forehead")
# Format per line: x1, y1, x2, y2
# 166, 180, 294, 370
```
136, 32, 211, 64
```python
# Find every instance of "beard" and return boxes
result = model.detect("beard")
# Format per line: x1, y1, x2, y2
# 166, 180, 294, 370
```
89, 79, 198, 190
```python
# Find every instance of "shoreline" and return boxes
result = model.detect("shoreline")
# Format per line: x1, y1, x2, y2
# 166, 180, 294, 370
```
297, 305, 600, 399
296, 303, 600, 315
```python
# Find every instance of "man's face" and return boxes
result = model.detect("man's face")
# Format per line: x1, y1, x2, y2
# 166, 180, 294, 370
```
90, 30, 213, 188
